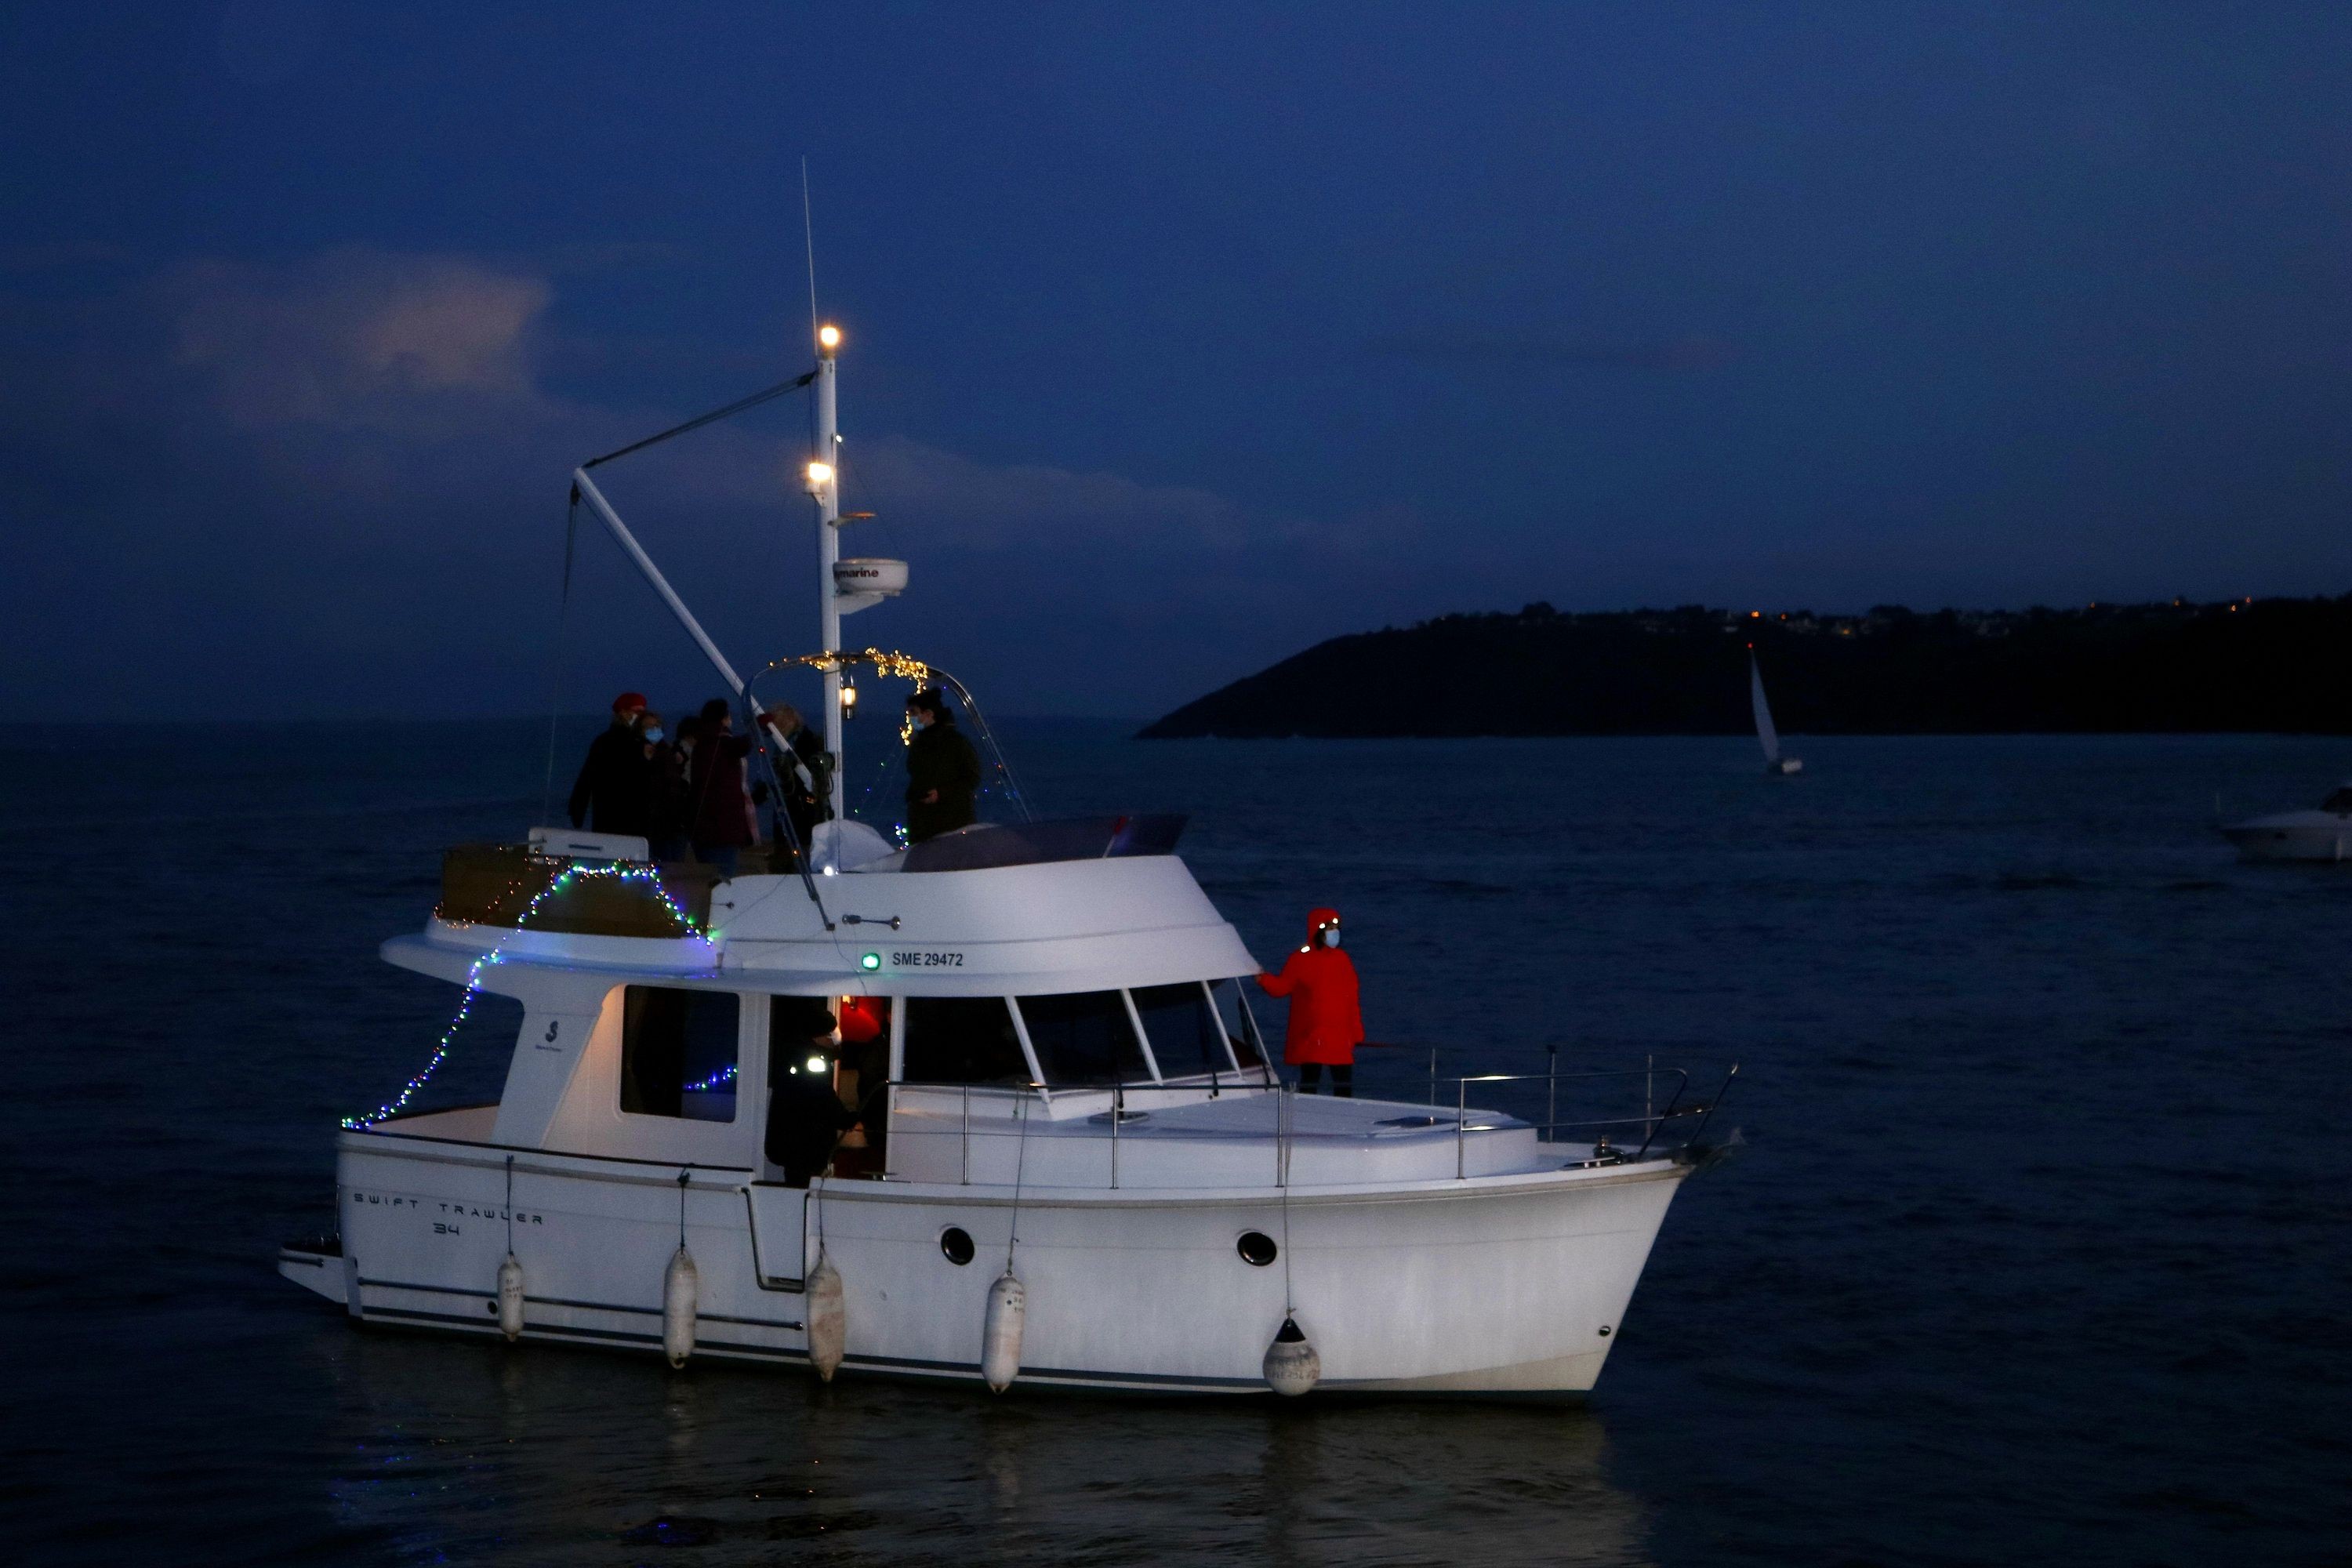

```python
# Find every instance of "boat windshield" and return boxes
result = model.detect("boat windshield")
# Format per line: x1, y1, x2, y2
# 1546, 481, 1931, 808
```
1210, 978, 1269, 1069
1132, 982, 1239, 1079
1015, 990, 1149, 1087
901, 996, 1029, 1087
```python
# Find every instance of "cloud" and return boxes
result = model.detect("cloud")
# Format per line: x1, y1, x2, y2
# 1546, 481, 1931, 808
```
169, 248, 552, 430
0, 242, 1441, 717
154, 245, 1384, 561
846, 434, 1294, 554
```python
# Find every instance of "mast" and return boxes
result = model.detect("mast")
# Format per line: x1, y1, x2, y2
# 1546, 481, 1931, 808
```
808, 323, 844, 819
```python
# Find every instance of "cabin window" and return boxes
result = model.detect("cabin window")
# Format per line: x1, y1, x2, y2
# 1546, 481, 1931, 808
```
1131, 982, 1236, 1079
1209, 978, 1270, 1071
620, 986, 739, 1122
901, 996, 1030, 1086
1015, 990, 1149, 1087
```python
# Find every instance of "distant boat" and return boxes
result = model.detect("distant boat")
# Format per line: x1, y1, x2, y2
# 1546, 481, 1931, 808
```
2220, 781, 2352, 862
1750, 648, 1802, 775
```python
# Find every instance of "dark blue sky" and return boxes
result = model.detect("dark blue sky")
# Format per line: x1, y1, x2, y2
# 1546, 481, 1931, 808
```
5, 3, 2348, 718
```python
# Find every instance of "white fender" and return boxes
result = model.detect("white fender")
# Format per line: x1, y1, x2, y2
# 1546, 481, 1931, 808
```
805, 1250, 846, 1382
982, 1269, 1026, 1394
662, 1244, 698, 1368
1263, 1316, 1319, 1396
496, 1252, 525, 1342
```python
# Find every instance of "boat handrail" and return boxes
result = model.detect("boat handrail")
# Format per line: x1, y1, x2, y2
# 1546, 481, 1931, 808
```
875, 1064, 1724, 1186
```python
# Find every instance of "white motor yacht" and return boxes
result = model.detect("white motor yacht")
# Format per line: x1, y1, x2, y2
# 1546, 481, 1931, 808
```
2220, 782, 2352, 862
280, 325, 1736, 1396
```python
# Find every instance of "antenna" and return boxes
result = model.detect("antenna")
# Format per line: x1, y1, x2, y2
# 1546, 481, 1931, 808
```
800, 157, 818, 347
800, 160, 848, 827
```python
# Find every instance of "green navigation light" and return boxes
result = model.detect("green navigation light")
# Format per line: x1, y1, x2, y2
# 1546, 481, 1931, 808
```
860, 952, 881, 971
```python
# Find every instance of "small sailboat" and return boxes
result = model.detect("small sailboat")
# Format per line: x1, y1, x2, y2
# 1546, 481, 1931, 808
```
1750, 648, 1802, 775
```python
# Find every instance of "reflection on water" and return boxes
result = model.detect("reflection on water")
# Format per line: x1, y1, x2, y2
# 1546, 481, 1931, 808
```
323, 1328, 1650, 1566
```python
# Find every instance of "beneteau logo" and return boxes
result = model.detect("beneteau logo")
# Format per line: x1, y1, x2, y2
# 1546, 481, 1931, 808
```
346, 1189, 544, 1227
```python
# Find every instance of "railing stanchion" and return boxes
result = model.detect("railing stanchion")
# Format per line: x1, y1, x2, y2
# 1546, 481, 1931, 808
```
1547, 1043, 1558, 1141
1630, 1073, 1690, 1163
1111, 1082, 1121, 1189
1428, 1047, 1436, 1107
1457, 1076, 1467, 1180
1276, 1085, 1287, 1189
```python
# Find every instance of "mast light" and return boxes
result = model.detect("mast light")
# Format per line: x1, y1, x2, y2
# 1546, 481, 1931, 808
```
818, 324, 842, 352
805, 459, 836, 492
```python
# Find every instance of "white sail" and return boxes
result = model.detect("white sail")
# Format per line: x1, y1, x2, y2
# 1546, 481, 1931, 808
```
1749, 652, 1780, 765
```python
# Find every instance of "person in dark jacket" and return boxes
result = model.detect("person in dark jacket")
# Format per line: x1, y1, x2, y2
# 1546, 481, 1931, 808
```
758, 702, 830, 853
903, 688, 981, 843
688, 698, 756, 874
765, 999, 859, 1186
568, 691, 654, 837
646, 711, 692, 862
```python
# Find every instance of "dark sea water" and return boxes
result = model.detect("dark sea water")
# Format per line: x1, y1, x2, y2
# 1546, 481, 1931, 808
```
4, 722, 2347, 1566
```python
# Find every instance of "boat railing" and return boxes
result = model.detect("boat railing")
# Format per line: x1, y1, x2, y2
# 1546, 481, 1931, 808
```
1436, 1067, 1715, 1178
1373, 1045, 1737, 1174
882, 1063, 1732, 1186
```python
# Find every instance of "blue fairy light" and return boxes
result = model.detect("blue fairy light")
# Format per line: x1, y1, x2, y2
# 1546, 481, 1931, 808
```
342, 862, 710, 1130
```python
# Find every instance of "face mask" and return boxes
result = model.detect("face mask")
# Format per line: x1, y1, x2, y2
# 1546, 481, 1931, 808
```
641, 727, 664, 743
909, 713, 931, 730
1321, 927, 1341, 948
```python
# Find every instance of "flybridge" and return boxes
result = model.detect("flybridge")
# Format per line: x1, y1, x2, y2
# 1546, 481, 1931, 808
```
564, 318, 930, 871
398, 851, 1259, 996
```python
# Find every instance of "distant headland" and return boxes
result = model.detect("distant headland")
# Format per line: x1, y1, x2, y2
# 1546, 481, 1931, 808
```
1138, 594, 2352, 739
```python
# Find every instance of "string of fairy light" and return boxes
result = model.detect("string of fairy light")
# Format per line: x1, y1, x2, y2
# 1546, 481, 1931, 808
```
342, 862, 710, 1130
763, 646, 1025, 840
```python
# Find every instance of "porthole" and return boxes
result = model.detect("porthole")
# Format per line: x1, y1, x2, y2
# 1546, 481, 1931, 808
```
1236, 1231, 1278, 1267
939, 1226, 975, 1266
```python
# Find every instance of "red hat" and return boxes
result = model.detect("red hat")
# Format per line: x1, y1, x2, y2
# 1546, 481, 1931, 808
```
612, 691, 648, 715
1306, 906, 1341, 933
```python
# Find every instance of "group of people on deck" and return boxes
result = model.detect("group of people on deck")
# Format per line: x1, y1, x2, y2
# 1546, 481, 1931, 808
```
579, 688, 1367, 1104
568, 686, 982, 868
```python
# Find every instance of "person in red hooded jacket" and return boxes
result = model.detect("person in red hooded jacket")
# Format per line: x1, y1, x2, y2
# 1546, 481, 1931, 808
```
1254, 907, 1363, 1095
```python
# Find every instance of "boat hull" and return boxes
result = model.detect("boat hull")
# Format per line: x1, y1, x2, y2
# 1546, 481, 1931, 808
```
299, 1131, 1689, 1396
2221, 819, 2350, 862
